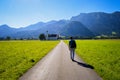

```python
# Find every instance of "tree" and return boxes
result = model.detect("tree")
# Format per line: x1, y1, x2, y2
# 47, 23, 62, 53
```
39, 34, 46, 40
6, 36, 11, 40
20, 38, 23, 40
0, 37, 4, 40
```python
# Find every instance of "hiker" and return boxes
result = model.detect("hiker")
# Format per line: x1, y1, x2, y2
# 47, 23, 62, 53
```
69, 37, 76, 61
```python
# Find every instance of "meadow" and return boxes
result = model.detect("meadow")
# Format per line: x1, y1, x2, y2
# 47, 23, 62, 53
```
66, 40, 120, 80
0, 40, 59, 80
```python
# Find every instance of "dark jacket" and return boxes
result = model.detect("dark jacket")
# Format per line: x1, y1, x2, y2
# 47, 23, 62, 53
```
69, 39, 76, 48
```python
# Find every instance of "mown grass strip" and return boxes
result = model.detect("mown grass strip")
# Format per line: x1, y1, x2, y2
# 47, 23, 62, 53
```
0, 40, 59, 80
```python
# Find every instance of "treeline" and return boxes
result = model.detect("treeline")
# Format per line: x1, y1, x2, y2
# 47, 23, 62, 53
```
0, 36, 120, 41
62, 36, 120, 40
0, 34, 47, 40
0, 33, 120, 41
0, 36, 38, 40
63, 31, 120, 39
63, 35, 120, 39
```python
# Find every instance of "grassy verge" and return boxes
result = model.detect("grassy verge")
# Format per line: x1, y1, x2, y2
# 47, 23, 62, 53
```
65, 40, 120, 80
0, 40, 59, 80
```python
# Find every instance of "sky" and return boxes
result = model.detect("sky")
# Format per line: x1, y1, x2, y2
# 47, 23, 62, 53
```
0, 0, 120, 28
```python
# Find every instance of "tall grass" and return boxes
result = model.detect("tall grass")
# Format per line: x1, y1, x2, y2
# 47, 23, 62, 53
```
0, 40, 59, 80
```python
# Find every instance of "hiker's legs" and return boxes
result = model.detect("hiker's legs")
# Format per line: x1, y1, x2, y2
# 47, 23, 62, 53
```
70, 48, 74, 60
70, 48, 72, 60
71, 48, 75, 60
70, 48, 75, 61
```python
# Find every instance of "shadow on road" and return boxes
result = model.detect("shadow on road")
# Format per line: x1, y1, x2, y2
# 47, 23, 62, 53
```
73, 60, 94, 69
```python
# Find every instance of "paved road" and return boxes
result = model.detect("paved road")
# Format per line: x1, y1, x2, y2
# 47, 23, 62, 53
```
19, 41, 102, 80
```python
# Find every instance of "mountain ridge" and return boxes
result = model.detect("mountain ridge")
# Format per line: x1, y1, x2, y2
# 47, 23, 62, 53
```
71, 11, 120, 36
0, 11, 120, 39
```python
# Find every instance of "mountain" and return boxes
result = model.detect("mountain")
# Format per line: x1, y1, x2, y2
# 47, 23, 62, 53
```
0, 11, 120, 39
30, 20, 69, 38
19, 21, 57, 31
0, 25, 18, 37
71, 11, 120, 36
61, 21, 94, 37
20, 22, 45, 30
0, 20, 69, 39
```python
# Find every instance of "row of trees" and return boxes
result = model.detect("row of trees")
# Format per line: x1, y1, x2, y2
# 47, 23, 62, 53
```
0, 36, 11, 40
0, 36, 38, 40
0, 32, 120, 40
0, 34, 46, 40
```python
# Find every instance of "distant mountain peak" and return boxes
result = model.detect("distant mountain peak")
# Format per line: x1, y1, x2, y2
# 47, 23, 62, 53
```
113, 11, 120, 15
0, 24, 12, 30
0, 24, 9, 27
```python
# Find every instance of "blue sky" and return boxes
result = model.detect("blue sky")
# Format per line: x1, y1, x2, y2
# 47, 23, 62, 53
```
0, 0, 120, 28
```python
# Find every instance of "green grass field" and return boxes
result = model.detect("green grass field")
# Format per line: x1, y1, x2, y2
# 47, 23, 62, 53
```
0, 40, 59, 80
66, 40, 120, 80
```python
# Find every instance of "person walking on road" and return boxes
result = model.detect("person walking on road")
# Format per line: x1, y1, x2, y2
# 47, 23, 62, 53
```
69, 37, 76, 61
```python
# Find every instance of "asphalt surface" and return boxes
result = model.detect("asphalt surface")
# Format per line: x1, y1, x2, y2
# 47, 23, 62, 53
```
19, 41, 102, 80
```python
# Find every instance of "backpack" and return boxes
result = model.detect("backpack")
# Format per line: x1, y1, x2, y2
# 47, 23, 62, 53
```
69, 40, 76, 48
